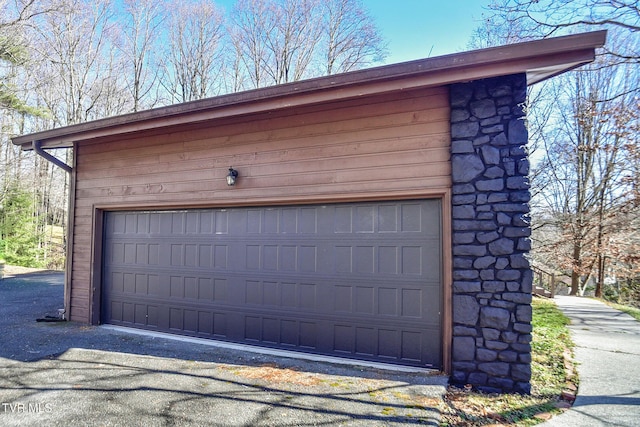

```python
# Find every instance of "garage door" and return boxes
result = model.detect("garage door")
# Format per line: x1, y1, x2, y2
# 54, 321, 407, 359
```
101, 200, 442, 368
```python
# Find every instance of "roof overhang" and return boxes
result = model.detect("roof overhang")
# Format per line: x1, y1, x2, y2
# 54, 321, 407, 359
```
12, 30, 606, 150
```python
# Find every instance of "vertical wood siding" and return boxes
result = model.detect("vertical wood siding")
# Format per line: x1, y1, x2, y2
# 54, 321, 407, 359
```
69, 86, 451, 322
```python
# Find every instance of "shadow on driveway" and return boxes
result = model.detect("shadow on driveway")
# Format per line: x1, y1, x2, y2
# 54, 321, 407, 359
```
0, 272, 447, 426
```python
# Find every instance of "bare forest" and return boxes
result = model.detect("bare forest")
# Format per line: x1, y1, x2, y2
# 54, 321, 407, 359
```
0, 0, 387, 269
474, 0, 640, 304
1, 0, 639, 306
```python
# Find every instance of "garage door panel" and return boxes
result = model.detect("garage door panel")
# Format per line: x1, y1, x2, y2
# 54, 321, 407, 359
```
105, 297, 439, 335
102, 200, 442, 368
105, 270, 439, 322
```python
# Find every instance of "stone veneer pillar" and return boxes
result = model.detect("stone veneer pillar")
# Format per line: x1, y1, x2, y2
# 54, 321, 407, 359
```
449, 73, 533, 394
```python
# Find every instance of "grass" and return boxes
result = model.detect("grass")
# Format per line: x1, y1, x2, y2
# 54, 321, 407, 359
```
440, 297, 575, 426
530, 298, 574, 397
602, 301, 640, 321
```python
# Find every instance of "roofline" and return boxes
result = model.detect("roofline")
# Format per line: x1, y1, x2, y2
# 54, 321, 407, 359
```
13, 30, 606, 150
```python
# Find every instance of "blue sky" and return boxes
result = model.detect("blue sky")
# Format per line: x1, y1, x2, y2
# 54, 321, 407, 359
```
366, 0, 492, 63
214, 0, 493, 65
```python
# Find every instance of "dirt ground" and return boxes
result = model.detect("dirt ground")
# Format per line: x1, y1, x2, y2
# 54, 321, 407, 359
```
1, 264, 57, 277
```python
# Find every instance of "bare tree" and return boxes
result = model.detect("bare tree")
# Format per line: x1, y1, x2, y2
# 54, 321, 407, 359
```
469, 1, 538, 49
1, 0, 62, 268
1, 0, 391, 268
321, 0, 387, 75
267, 0, 321, 83
229, 0, 275, 89
0, 0, 53, 25
224, 26, 249, 93
532, 54, 637, 295
487, 0, 639, 60
28, 0, 121, 125
230, 0, 322, 87
4, 0, 124, 268
116, 0, 166, 111
230, 0, 385, 88
0, 0, 52, 115
476, 0, 640, 298
162, 0, 225, 103
485, 0, 639, 96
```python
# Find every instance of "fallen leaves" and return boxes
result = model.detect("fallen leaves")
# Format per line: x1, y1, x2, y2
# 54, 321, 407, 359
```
227, 364, 323, 386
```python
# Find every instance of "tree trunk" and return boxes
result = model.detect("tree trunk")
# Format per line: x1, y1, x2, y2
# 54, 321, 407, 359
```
595, 254, 605, 298
570, 239, 581, 295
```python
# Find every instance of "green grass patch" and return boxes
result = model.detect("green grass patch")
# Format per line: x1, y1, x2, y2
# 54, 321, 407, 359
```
531, 298, 573, 397
440, 297, 575, 426
602, 301, 640, 321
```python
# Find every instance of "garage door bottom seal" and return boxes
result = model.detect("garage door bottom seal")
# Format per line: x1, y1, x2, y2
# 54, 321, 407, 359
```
101, 325, 439, 375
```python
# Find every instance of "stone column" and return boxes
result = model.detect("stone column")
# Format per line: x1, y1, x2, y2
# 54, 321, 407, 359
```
449, 73, 533, 394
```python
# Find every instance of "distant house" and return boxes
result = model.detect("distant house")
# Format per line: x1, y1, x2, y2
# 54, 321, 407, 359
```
12, 31, 606, 393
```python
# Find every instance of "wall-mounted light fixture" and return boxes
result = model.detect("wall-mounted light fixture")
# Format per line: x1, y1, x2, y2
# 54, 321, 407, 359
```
226, 167, 238, 186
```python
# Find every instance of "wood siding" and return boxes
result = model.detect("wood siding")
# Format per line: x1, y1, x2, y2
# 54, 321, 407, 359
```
69, 86, 451, 323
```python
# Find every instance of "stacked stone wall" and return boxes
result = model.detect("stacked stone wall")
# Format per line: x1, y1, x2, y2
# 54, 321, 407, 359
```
449, 73, 533, 394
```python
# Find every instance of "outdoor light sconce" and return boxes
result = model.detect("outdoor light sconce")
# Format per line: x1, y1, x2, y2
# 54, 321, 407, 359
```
226, 167, 239, 186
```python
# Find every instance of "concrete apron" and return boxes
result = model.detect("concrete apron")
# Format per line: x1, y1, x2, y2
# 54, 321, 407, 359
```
102, 324, 439, 374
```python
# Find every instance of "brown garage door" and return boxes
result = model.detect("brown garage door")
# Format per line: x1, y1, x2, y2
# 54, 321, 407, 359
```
101, 199, 442, 368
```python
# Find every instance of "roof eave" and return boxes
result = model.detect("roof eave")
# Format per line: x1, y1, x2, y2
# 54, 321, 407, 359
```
12, 30, 606, 150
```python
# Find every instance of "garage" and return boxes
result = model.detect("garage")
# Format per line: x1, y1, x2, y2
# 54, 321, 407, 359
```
102, 199, 442, 368
12, 31, 606, 389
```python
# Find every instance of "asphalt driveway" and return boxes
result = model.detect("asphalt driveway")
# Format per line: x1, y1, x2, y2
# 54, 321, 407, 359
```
0, 271, 447, 426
